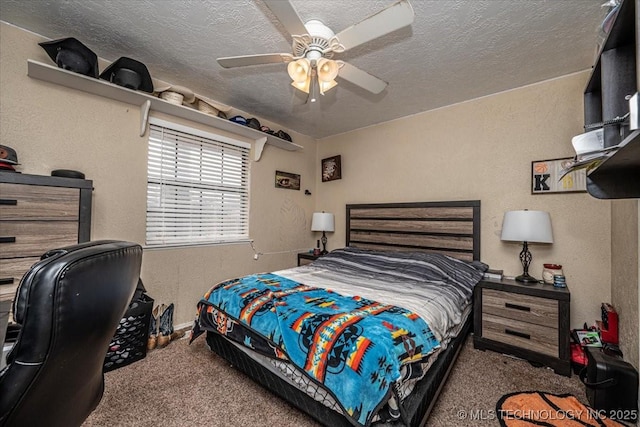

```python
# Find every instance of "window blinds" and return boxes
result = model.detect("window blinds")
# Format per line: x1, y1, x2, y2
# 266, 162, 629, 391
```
146, 119, 250, 247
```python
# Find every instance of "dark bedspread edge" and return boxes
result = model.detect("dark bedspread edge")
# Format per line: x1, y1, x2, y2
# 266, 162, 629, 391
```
204, 314, 473, 427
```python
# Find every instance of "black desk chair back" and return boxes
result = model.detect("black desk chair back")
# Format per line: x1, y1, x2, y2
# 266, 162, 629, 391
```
0, 240, 143, 427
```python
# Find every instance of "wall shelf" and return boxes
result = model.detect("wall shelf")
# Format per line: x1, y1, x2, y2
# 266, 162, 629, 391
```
26, 59, 303, 161
586, 130, 640, 198
582, 0, 639, 199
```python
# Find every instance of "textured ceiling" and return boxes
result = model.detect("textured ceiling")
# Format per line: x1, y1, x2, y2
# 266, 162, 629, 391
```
0, 0, 605, 139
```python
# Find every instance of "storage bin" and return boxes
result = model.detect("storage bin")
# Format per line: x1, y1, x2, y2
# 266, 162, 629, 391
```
581, 347, 638, 422
103, 289, 154, 372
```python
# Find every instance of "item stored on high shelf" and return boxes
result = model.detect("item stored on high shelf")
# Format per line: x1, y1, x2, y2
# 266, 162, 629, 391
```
38, 37, 98, 78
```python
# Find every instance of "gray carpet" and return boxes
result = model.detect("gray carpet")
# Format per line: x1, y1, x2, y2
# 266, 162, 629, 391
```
83, 334, 588, 427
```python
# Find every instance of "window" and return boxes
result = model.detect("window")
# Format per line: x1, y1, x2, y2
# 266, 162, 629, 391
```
146, 118, 250, 247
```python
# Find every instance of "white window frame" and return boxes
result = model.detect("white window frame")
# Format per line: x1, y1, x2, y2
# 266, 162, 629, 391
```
146, 117, 251, 248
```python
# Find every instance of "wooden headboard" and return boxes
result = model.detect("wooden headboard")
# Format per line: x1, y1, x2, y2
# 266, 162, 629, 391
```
346, 200, 480, 261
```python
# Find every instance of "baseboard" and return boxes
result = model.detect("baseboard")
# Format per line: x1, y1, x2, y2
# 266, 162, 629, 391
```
175, 321, 192, 333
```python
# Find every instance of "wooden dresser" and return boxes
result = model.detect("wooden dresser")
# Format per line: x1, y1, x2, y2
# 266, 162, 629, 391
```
0, 173, 92, 307
473, 277, 571, 376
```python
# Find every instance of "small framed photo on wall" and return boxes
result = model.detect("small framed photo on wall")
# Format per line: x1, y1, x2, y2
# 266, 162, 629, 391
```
531, 157, 586, 194
321, 155, 341, 182
275, 170, 300, 190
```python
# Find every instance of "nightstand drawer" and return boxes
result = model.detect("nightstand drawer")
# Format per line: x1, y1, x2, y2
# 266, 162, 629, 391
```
482, 313, 558, 357
482, 288, 558, 328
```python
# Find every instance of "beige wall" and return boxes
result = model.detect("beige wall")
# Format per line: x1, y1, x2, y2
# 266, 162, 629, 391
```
1, 22, 625, 334
315, 72, 612, 328
0, 22, 318, 325
611, 200, 639, 370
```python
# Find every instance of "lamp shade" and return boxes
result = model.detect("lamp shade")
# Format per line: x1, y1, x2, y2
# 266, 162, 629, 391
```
318, 79, 337, 95
291, 77, 311, 94
317, 58, 339, 82
501, 210, 553, 243
311, 212, 335, 232
287, 58, 310, 84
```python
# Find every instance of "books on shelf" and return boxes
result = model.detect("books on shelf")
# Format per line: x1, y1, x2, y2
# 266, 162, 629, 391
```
483, 269, 503, 280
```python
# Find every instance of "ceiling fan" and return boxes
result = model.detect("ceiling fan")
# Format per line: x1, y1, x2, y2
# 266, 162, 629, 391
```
217, 0, 414, 102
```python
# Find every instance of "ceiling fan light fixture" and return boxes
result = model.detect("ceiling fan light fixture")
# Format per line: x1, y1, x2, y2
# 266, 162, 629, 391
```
217, 0, 414, 98
316, 58, 339, 83
291, 73, 311, 93
287, 58, 310, 83
318, 79, 337, 95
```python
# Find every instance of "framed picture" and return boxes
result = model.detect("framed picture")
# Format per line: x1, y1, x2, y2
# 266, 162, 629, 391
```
531, 157, 586, 194
321, 155, 342, 182
275, 170, 300, 190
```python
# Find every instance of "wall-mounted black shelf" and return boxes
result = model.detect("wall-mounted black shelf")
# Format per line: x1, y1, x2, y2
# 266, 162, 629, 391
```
26, 60, 303, 161
586, 130, 640, 198
583, 0, 639, 199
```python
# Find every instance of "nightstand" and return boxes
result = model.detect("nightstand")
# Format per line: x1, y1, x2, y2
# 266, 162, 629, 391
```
473, 277, 571, 376
297, 252, 322, 266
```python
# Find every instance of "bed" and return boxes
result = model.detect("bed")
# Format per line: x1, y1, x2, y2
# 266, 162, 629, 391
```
191, 200, 484, 426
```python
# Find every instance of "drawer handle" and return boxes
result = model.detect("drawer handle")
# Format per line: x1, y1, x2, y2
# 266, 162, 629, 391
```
0, 237, 16, 244
0, 278, 14, 285
0, 199, 18, 206
505, 329, 531, 340
505, 302, 531, 312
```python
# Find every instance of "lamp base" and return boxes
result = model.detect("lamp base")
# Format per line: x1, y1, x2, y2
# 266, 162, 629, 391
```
321, 231, 328, 255
515, 273, 539, 284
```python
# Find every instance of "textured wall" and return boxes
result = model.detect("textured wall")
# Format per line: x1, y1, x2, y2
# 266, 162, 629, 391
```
1, 21, 620, 333
0, 22, 318, 326
611, 200, 639, 370
315, 72, 613, 329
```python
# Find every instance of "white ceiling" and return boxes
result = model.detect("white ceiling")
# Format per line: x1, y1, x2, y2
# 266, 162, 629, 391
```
1, 0, 605, 139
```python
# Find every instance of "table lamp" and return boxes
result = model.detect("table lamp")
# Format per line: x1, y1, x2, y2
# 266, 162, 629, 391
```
311, 212, 334, 254
501, 210, 553, 283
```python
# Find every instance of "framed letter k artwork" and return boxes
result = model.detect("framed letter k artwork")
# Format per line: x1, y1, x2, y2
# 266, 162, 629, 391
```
531, 158, 586, 194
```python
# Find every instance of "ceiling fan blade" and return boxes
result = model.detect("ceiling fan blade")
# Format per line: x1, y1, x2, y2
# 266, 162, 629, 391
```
263, 0, 308, 37
338, 62, 387, 94
335, 0, 414, 52
217, 53, 293, 68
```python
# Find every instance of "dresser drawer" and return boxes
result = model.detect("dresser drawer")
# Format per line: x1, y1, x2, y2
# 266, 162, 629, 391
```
0, 257, 39, 302
0, 221, 78, 258
0, 183, 79, 220
482, 288, 558, 328
482, 312, 558, 357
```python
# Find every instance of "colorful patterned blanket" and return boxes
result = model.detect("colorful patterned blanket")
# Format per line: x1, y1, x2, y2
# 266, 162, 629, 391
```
194, 273, 440, 426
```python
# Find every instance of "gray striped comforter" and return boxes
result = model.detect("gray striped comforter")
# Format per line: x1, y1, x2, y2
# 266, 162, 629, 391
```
275, 247, 487, 342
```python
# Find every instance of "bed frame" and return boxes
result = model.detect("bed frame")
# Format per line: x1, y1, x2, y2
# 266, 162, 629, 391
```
346, 200, 480, 261
206, 200, 481, 426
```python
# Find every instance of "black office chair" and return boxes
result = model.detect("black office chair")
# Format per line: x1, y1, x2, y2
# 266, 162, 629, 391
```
0, 240, 143, 427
